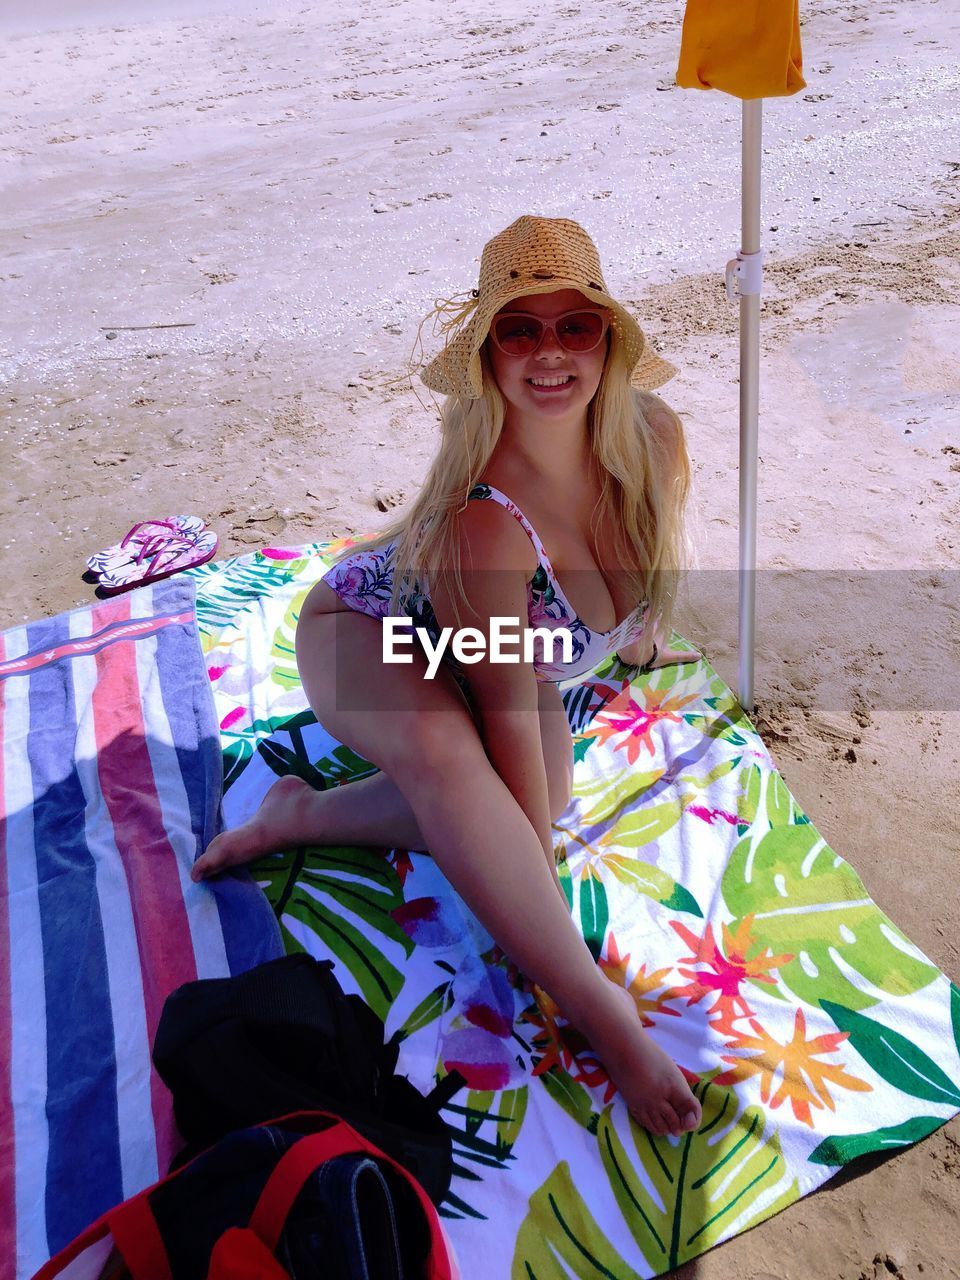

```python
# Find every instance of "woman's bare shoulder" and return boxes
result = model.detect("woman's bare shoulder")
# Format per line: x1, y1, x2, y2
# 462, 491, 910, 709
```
446, 493, 538, 578
634, 387, 678, 433
633, 389, 687, 472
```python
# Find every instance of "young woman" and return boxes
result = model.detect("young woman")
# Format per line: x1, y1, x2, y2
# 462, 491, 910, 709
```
193, 216, 702, 1138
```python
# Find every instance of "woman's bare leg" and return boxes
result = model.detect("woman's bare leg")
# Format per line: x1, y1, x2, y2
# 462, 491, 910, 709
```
194, 770, 429, 869
195, 683, 571, 891
384, 739, 699, 1136
197, 608, 701, 1137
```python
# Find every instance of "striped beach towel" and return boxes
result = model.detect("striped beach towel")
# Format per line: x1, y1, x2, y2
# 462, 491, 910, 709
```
0, 576, 283, 1280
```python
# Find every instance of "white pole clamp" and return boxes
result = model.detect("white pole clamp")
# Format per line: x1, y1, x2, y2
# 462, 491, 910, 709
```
724, 249, 764, 302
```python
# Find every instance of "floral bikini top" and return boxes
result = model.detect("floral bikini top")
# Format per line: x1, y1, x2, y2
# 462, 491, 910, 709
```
320, 482, 650, 684
458, 484, 650, 683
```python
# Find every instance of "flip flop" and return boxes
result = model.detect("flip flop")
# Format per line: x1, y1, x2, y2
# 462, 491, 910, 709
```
85, 515, 209, 579
96, 528, 220, 595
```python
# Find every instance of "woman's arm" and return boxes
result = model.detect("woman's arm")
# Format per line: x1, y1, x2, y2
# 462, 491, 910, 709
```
430, 501, 563, 899
617, 615, 699, 670
616, 637, 649, 667
476, 710, 557, 884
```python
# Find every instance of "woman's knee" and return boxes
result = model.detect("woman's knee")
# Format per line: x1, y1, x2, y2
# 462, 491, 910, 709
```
291, 605, 484, 782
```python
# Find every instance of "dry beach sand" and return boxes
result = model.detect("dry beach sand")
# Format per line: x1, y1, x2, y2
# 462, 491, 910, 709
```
1, 1, 959, 1276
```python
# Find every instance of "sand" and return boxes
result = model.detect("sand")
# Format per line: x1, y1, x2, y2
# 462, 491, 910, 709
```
1, 1, 958, 1276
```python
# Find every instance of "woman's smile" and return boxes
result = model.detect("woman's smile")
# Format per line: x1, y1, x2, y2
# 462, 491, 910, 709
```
526, 373, 577, 394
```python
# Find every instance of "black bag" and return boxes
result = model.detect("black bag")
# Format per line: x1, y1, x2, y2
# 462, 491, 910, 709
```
152, 954, 464, 1205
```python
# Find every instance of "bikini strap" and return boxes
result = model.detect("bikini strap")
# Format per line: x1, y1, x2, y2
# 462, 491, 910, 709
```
466, 483, 554, 571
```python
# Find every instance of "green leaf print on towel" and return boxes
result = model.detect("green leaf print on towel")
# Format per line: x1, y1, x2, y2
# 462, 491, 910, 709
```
270, 586, 308, 691
602, 856, 703, 918
392, 980, 454, 1045
536, 1067, 600, 1133
723, 825, 939, 1010
443, 1085, 532, 1222
254, 844, 413, 1021
682, 680, 756, 750
190, 545, 321, 638
578, 872, 609, 961
512, 1080, 799, 1277
574, 765, 673, 827
559, 763, 699, 916
808, 1114, 948, 1166
738, 764, 801, 832
820, 999, 960, 1107
221, 710, 320, 793
514, 1158, 646, 1280
456, 1087, 529, 1150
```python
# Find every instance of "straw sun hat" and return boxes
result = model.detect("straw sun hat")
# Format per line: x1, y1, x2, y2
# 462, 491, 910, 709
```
416, 215, 677, 399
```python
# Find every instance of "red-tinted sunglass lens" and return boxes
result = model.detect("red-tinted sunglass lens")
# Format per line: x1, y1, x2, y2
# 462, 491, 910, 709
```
492, 316, 542, 355
555, 312, 605, 351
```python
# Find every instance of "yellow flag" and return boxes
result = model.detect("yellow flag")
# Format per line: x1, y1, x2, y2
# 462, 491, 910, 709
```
677, 0, 806, 99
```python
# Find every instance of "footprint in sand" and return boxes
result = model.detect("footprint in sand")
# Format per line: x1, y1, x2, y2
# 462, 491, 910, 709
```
374, 489, 405, 512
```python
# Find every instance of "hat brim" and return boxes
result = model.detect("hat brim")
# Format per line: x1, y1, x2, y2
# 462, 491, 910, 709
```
419, 278, 677, 398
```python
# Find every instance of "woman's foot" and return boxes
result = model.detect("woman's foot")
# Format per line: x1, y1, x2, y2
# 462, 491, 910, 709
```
582, 981, 702, 1138
191, 774, 317, 881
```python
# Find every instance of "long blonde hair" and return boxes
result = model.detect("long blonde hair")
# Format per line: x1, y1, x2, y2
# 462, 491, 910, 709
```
325, 326, 692, 642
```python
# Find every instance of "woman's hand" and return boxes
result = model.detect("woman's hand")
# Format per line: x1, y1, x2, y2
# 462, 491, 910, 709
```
618, 643, 700, 672
616, 626, 700, 672
646, 643, 699, 670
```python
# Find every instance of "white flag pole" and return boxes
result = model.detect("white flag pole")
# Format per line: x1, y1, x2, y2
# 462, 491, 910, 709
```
725, 98, 764, 715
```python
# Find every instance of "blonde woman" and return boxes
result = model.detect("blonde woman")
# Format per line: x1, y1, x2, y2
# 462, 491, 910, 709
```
193, 216, 703, 1138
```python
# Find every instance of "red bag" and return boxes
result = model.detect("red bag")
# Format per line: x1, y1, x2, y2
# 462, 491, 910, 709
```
33, 1112, 459, 1280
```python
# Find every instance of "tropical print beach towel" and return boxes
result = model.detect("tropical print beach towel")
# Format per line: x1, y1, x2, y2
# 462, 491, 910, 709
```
0, 577, 283, 1280
193, 540, 960, 1277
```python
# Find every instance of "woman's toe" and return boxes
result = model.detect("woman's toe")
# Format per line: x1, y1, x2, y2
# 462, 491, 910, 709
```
662, 1104, 684, 1137
642, 1109, 667, 1136
646, 1104, 673, 1137
666, 1082, 699, 1126
191, 834, 233, 880
681, 1105, 700, 1132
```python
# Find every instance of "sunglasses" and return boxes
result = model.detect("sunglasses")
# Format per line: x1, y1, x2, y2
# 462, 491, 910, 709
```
488, 308, 611, 356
